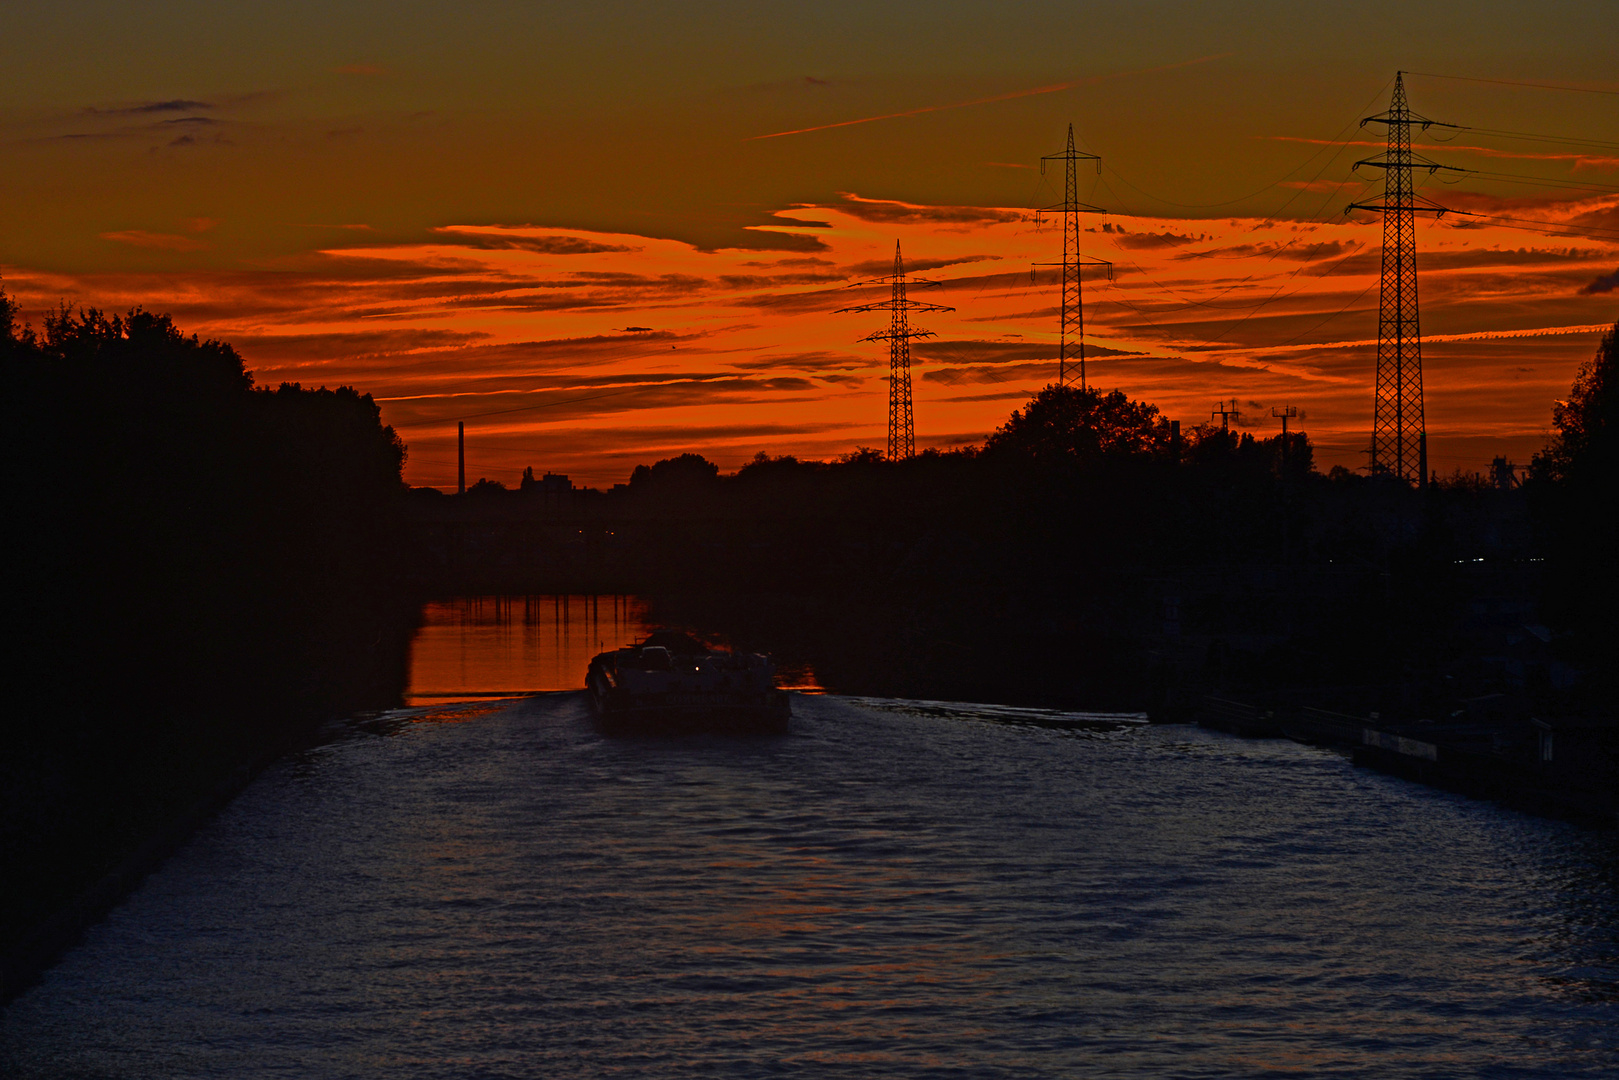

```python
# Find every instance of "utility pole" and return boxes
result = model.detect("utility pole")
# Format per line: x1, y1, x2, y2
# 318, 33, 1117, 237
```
1036, 124, 1111, 390
457, 421, 466, 495
1272, 404, 1298, 471
1271, 404, 1297, 439
1348, 72, 1464, 489
1212, 399, 1241, 431
836, 241, 953, 460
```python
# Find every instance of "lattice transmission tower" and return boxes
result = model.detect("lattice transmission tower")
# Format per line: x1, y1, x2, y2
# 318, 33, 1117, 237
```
1347, 72, 1464, 486
1037, 124, 1111, 389
836, 241, 953, 460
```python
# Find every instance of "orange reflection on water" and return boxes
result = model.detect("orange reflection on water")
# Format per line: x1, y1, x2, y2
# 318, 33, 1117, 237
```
405, 594, 652, 706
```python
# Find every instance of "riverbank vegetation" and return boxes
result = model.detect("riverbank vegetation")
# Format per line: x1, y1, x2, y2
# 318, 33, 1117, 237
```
2, 290, 415, 969
410, 378, 1549, 714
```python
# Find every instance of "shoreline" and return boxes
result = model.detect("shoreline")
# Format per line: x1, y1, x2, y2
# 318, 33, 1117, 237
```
1196, 696, 1619, 829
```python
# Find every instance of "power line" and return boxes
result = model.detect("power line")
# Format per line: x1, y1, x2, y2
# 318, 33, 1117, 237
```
1098, 78, 1394, 211
1447, 169, 1619, 194
1446, 212, 1619, 243
388, 384, 667, 428
1405, 70, 1619, 98
1268, 280, 1380, 349
1083, 87, 1388, 327
1436, 126, 1619, 152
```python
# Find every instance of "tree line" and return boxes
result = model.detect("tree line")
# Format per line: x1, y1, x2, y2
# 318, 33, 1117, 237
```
2, 289, 413, 951
441, 325, 1618, 712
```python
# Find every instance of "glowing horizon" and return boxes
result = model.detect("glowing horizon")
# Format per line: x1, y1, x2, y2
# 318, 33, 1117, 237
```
3, 3, 1616, 488
7, 186, 1614, 489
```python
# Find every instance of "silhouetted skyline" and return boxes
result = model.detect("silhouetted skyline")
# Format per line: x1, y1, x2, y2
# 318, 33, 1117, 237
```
2, 5, 1616, 486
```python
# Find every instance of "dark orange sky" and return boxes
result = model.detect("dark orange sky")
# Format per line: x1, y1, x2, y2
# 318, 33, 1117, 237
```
3, 3, 1616, 487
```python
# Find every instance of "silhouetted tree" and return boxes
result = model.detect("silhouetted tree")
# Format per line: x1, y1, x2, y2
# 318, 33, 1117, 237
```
837, 447, 886, 467
1533, 321, 1619, 486
0, 282, 20, 346
466, 477, 510, 497
3, 298, 412, 949
630, 452, 721, 488
1530, 320, 1619, 669
984, 384, 1171, 463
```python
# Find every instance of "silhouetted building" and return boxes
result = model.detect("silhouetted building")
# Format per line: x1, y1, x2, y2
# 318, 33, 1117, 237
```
521, 467, 575, 510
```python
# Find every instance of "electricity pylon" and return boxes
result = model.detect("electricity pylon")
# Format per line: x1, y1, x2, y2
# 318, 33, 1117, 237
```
1271, 404, 1297, 439
836, 241, 953, 460
1347, 72, 1464, 486
1272, 404, 1298, 472
1036, 124, 1111, 390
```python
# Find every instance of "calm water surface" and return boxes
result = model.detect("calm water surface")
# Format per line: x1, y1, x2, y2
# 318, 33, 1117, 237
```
405, 595, 653, 705
3, 694, 1618, 1078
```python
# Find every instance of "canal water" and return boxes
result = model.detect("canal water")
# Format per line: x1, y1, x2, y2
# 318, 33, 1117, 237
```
3, 605, 1618, 1077
404, 594, 654, 705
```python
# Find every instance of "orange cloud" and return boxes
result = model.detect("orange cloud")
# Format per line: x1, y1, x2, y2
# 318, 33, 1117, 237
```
9, 192, 1608, 489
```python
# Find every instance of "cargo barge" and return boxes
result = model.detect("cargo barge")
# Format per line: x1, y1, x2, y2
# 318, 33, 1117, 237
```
586, 631, 791, 734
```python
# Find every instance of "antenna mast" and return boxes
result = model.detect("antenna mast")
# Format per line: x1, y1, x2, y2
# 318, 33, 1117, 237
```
837, 241, 953, 460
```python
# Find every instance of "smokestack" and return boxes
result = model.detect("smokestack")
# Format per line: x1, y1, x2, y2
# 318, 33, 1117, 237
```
458, 422, 466, 495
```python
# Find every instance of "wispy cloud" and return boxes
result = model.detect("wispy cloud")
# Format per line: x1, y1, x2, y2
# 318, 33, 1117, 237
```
747, 54, 1231, 140
99, 230, 209, 251
88, 99, 212, 115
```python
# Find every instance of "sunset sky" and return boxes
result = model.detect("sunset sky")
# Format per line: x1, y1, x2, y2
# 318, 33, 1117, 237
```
4, 2, 1616, 488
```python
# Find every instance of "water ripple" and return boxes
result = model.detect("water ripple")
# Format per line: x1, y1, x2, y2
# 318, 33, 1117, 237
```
4, 693, 1618, 1078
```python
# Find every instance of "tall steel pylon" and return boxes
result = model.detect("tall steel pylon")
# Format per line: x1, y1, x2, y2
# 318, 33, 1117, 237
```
1037, 124, 1111, 390
1347, 72, 1464, 486
836, 241, 953, 460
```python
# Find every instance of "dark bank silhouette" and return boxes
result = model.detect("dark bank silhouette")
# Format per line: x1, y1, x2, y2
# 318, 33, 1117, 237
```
414, 357, 1614, 814
2, 291, 415, 988
1530, 322, 1619, 690
5, 287, 1617, 992
409, 383, 1503, 708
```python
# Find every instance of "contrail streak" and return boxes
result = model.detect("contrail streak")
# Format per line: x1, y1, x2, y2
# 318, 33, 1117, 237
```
747, 54, 1232, 141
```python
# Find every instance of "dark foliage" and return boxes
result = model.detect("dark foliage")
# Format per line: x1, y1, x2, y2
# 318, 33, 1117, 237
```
984, 384, 1171, 463
1531, 320, 1619, 675
465, 477, 510, 497
630, 452, 722, 489
2, 295, 412, 948
416, 382, 1535, 714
